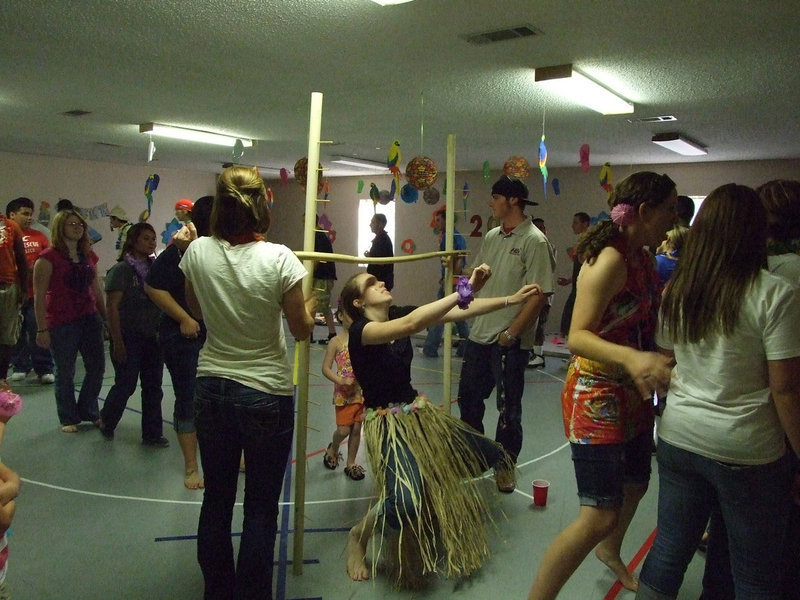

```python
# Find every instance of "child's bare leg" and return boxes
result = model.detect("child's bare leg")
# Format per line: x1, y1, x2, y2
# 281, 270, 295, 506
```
347, 508, 377, 581
346, 422, 362, 467
178, 432, 204, 490
594, 482, 647, 592
326, 425, 349, 463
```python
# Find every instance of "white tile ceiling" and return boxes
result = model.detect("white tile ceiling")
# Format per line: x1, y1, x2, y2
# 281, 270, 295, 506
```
0, 0, 798, 176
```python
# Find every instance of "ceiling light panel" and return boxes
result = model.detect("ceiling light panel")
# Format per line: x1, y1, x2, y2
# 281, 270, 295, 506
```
535, 64, 634, 115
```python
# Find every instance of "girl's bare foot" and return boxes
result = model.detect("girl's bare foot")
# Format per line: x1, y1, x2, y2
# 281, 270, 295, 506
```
595, 548, 638, 591
184, 469, 204, 490
347, 526, 370, 581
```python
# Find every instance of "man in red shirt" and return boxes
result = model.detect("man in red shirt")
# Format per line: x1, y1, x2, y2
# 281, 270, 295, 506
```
6, 198, 53, 384
0, 208, 27, 389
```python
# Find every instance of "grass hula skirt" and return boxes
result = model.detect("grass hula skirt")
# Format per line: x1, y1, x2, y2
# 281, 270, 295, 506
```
362, 396, 513, 587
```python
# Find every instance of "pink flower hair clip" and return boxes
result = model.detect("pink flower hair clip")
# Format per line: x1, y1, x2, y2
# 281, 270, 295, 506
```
610, 203, 637, 226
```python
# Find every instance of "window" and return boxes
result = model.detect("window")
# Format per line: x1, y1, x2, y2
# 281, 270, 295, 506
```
358, 199, 395, 265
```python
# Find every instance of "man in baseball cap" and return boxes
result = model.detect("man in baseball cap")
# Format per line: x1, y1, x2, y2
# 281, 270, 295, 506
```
109, 206, 132, 260
175, 199, 194, 224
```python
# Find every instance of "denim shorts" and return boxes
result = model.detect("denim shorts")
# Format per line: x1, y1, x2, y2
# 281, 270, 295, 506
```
571, 432, 652, 508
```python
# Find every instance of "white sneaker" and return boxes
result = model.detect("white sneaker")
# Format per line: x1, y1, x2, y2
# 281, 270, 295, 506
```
39, 373, 55, 384
527, 355, 545, 368
9, 372, 26, 382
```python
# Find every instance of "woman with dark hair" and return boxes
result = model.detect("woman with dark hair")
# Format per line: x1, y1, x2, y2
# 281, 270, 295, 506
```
340, 268, 540, 586
98, 222, 166, 446
180, 166, 316, 600
33, 209, 106, 432
634, 184, 800, 600
145, 196, 213, 489
529, 172, 677, 599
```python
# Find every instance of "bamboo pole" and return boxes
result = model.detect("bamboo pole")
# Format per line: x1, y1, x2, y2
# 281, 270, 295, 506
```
442, 134, 456, 414
294, 249, 468, 264
293, 91, 323, 576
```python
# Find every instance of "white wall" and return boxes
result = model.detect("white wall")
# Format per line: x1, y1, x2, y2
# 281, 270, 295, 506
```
0, 151, 216, 276
266, 157, 800, 327
3, 150, 798, 330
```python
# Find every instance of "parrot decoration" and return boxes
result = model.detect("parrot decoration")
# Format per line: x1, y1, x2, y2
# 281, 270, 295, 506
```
599, 162, 614, 197
462, 181, 470, 214
369, 182, 380, 211
142, 173, 159, 222
579, 144, 591, 172
538, 134, 548, 198
279, 168, 289, 186
387, 139, 402, 193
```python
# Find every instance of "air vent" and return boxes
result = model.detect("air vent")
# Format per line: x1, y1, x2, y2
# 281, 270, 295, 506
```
627, 115, 677, 123
463, 24, 543, 45
61, 109, 92, 117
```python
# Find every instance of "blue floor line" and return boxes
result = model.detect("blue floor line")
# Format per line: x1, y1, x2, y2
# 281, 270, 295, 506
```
276, 450, 294, 600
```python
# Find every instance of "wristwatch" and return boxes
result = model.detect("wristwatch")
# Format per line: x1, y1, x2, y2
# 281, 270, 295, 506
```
502, 329, 516, 343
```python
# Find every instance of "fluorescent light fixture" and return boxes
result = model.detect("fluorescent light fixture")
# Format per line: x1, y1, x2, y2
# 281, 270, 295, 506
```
651, 132, 707, 156
534, 64, 634, 115
370, 0, 414, 5
139, 123, 253, 147
330, 156, 387, 171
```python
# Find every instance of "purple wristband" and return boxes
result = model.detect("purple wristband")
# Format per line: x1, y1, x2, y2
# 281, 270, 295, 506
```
456, 276, 474, 309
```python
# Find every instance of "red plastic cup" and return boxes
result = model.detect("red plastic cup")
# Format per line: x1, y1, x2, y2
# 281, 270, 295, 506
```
532, 479, 550, 507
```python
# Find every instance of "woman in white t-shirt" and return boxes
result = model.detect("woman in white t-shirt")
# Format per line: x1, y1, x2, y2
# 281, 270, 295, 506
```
180, 166, 315, 600
635, 184, 800, 600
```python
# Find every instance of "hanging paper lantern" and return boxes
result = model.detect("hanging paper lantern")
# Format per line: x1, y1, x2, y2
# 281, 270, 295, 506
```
422, 187, 440, 205
400, 183, 419, 204
503, 156, 530, 179
293, 157, 323, 192
378, 189, 392, 205
401, 238, 416, 254
405, 156, 438, 191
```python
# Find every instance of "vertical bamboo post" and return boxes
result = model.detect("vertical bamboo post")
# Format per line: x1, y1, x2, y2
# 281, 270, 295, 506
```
293, 91, 323, 576
442, 134, 456, 413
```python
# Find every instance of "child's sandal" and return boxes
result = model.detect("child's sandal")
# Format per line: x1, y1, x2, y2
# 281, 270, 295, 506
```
344, 464, 365, 481
323, 444, 341, 470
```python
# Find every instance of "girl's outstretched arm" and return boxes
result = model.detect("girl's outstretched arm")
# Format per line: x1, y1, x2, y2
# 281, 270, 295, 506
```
361, 265, 493, 345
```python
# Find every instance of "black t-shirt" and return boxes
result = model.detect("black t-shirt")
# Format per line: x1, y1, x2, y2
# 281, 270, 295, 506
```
348, 305, 416, 409
366, 231, 394, 290
145, 244, 206, 339
313, 231, 336, 280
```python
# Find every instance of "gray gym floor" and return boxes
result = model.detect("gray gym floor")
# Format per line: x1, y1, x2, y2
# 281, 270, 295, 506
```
3, 328, 707, 599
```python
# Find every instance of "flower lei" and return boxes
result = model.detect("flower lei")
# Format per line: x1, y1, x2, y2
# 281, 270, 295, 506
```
610, 202, 637, 226
364, 396, 430, 422
456, 275, 474, 309
123, 252, 153, 288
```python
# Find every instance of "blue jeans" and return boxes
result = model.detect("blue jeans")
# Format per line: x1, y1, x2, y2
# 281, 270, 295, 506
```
422, 285, 470, 356
160, 329, 204, 434
100, 330, 164, 439
11, 299, 54, 375
380, 420, 503, 529
636, 440, 792, 600
456, 338, 529, 462
194, 377, 295, 600
49, 313, 105, 426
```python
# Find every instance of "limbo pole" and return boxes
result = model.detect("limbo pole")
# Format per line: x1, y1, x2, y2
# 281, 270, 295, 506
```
293, 91, 323, 575
442, 134, 456, 414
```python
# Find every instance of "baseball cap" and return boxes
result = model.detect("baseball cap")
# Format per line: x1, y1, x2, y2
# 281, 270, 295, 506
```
175, 198, 194, 211
109, 206, 129, 221
491, 176, 538, 206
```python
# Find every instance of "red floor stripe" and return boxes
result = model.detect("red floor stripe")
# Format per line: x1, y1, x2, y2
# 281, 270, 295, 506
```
603, 528, 657, 600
